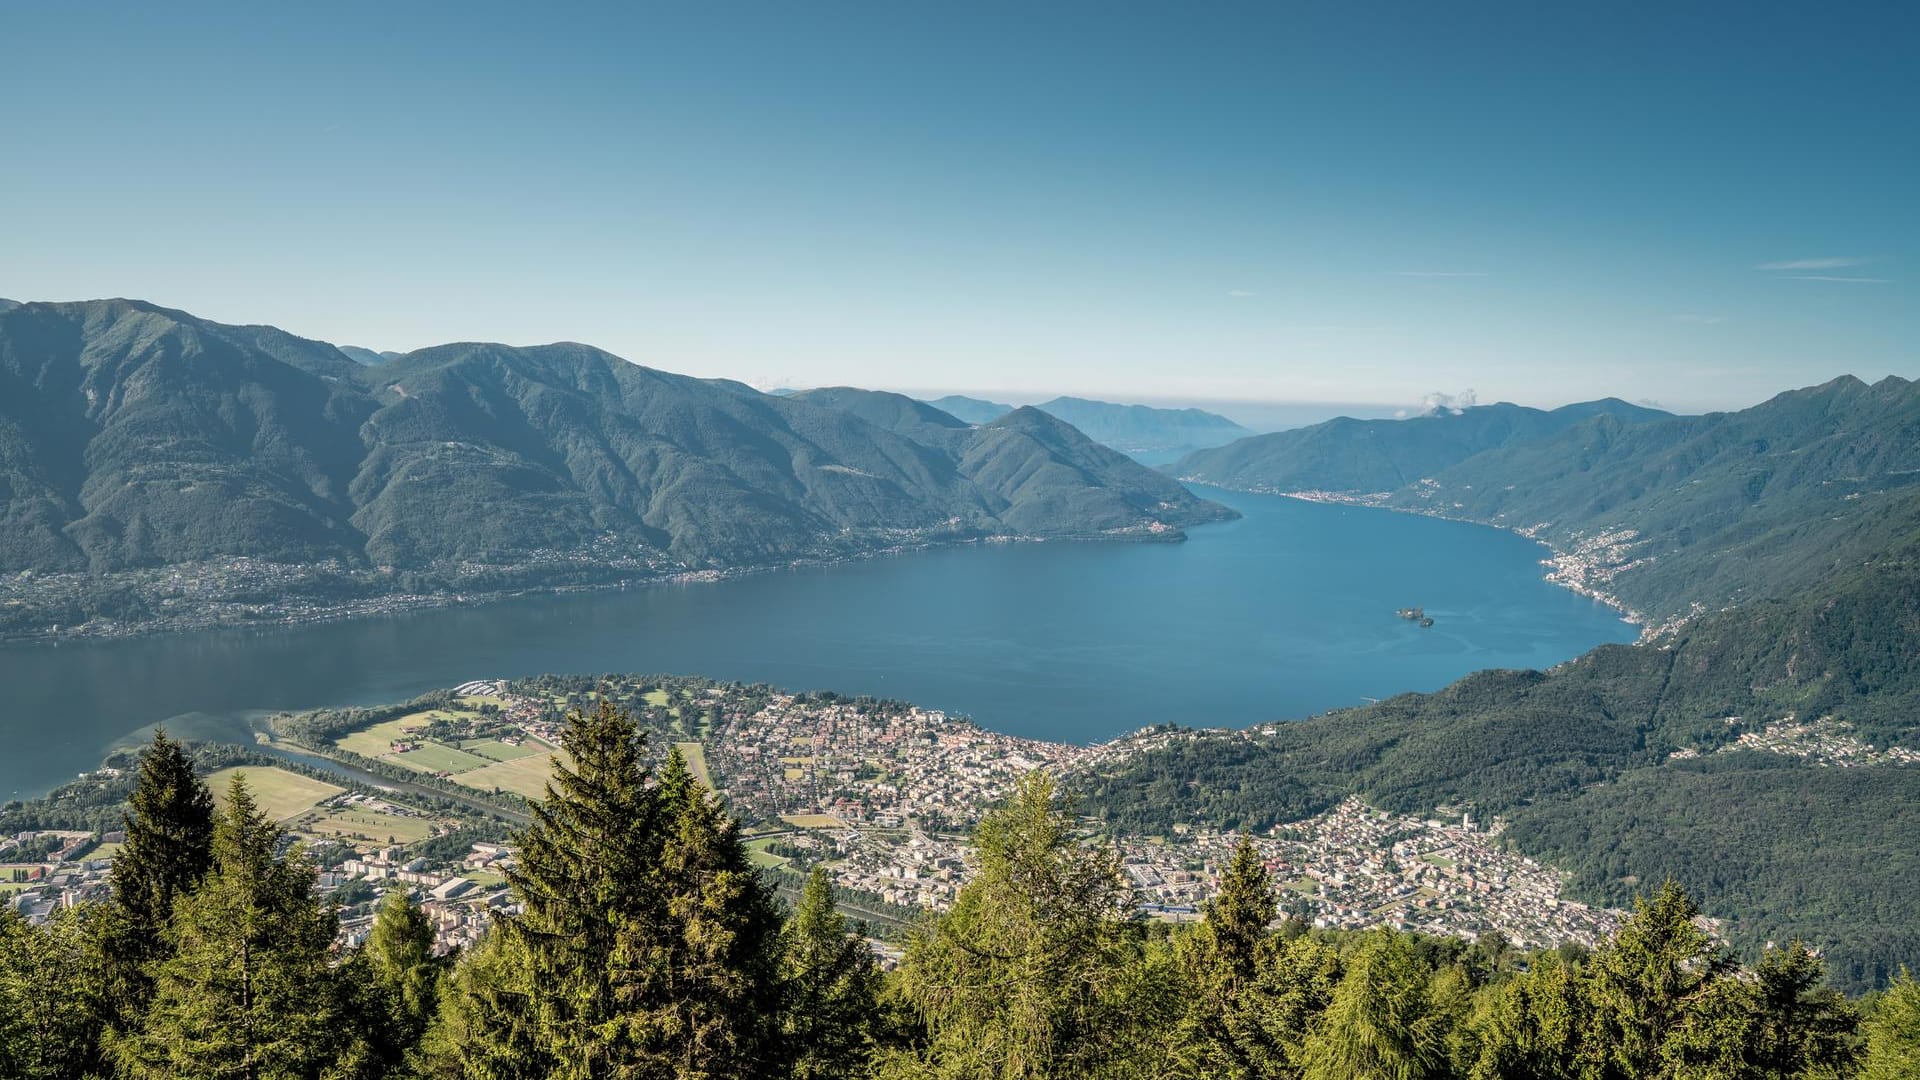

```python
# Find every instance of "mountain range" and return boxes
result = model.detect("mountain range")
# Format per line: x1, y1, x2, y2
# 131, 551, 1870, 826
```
922, 394, 1252, 462
1172, 378, 1920, 623
0, 299, 1231, 632
1080, 375, 1920, 991
1169, 398, 1672, 493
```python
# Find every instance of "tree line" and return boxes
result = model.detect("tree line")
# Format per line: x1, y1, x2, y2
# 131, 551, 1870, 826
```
4, 709, 1918, 1079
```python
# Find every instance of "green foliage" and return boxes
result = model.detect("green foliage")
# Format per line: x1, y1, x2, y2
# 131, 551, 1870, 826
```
1298, 929, 1455, 1080
0, 745, 1901, 1080
1863, 971, 1920, 1079
365, 887, 444, 1057
113, 774, 363, 1078
780, 868, 884, 1080
0, 906, 101, 1080
883, 772, 1168, 1079
434, 703, 786, 1078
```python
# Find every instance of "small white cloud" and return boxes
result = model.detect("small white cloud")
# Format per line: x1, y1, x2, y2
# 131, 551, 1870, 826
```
1416, 389, 1478, 416
1672, 314, 1727, 324
1755, 257, 1870, 271
1783, 274, 1891, 284
1227, 289, 1255, 298
1394, 271, 1488, 278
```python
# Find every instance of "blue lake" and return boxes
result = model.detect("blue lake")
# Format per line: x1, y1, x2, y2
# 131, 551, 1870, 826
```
0, 488, 1637, 798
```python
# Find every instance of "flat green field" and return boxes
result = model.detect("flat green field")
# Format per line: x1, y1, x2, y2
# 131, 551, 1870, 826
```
460, 738, 541, 763
463, 869, 508, 889
392, 743, 492, 774
1283, 877, 1321, 896
335, 717, 430, 759
643, 689, 670, 708
458, 754, 560, 800
674, 741, 714, 789
204, 766, 344, 822
299, 810, 435, 845
779, 813, 846, 830
745, 839, 789, 870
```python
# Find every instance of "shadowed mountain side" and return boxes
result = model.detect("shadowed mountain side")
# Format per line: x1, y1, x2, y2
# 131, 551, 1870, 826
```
1169, 398, 1673, 493
0, 300, 1234, 582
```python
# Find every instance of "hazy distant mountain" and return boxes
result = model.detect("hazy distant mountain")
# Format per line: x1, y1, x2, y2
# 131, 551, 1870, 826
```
924, 395, 1013, 424
1032, 396, 1251, 462
336, 345, 390, 366
0, 300, 1232, 586
0, 299, 19, 314
920, 393, 1252, 463
1170, 399, 1672, 492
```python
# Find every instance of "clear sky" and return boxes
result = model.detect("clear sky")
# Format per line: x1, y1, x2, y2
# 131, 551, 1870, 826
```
2, 2, 1913, 414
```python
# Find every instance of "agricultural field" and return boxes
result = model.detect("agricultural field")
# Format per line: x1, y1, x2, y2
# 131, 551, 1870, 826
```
674, 741, 713, 789
461, 738, 543, 763
392, 743, 492, 775
779, 814, 847, 830
204, 766, 344, 822
458, 755, 560, 800
296, 809, 436, 846
334, 716, 429, 759
745, 837, 789, 869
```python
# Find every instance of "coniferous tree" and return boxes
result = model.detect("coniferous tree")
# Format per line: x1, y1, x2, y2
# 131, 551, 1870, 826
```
96, 728, 216, 1031
1464, 954, 1585, 1080
113, 774, 361, 1079
631, 746, 785, 1078
1172, 837, 1289, 1079
781, 867, 884, 1080
419, 930, 547, 1080
1580, 880, 1729, 1080
111, 730, 216, 933
0, 907, 100, 1080
1861, 969, 1920, 1080
354, 885, 446, 1075
1740, 943, 1859, 1077
883, 771, 1160, 1080
1297, 928, 1450, 1080
493, 699, 662, 1077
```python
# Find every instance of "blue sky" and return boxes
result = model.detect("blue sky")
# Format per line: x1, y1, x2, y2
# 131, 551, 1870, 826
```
2, 3, 1913, 414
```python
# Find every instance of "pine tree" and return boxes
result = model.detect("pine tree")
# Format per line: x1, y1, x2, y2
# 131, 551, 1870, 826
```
112, 774, 361, 1079
96, 728, 216, 1031
781, 867, 883, 1080
1464, 954, 1585, 1080
1298, 928, 1449, 1080
499, 698, 664, 1077
1741, 943, 1858, 1077
359, 885, 444, 1072
622, 745, 785, 1078
884, 771, 1155, 1080
112, 729, 216, 932
1861, 969, 1920, 1080
419, 930, 547, 1080
0, 907, 100, 1080
1580, 880, 1729, 1080
1172, 838, 1289, 1079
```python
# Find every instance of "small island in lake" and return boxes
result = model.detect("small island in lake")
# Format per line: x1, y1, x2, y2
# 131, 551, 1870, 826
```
1397, 607, 1436, 628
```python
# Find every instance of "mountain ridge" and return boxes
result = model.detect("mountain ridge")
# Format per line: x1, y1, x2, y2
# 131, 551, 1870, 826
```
0, 299, 1232, 636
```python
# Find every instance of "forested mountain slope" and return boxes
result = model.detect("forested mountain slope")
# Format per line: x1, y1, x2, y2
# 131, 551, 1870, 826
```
1380, 375, 1920, 619
1075, 528, 1920, 989
0, 300, 1230, 585
1170, 398, 1671, 493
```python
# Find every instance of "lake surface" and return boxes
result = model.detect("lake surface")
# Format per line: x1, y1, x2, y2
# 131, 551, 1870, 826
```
0, 488, 1637, 798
